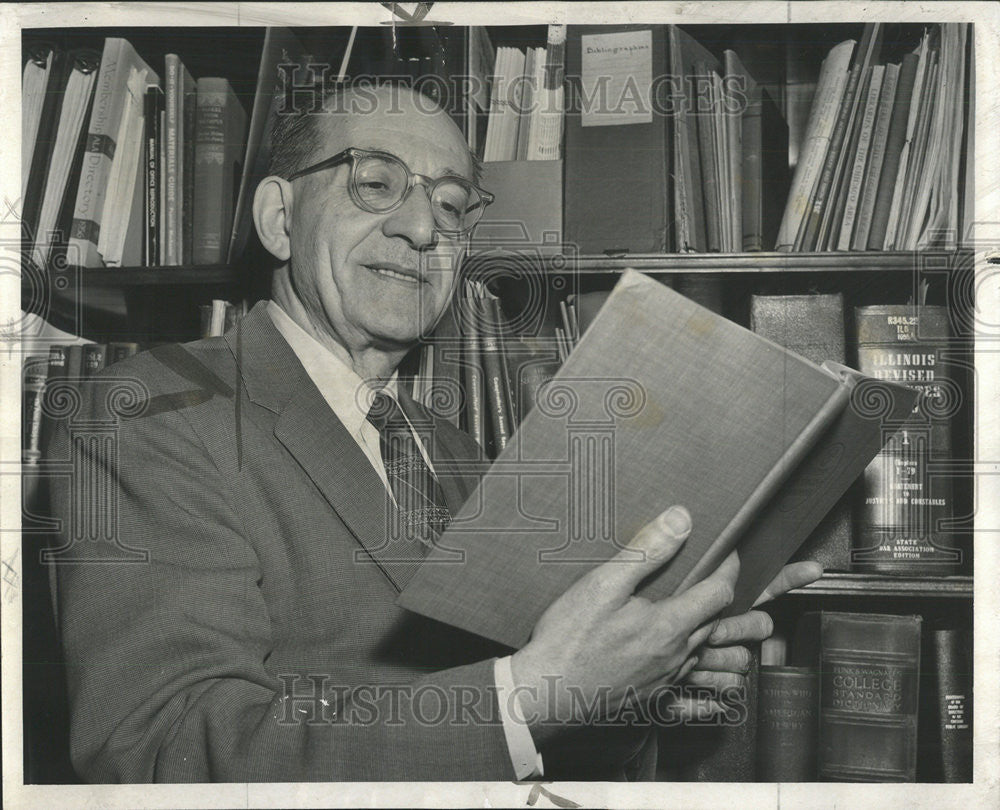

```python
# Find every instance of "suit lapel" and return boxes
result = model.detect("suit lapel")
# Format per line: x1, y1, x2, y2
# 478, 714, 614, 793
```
227, 303, 422, 593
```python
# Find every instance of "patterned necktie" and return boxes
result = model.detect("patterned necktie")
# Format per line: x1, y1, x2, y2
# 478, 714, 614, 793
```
366, 391, 451, 549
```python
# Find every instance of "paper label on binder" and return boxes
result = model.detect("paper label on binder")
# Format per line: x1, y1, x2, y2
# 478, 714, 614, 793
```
580, 30, 653, 127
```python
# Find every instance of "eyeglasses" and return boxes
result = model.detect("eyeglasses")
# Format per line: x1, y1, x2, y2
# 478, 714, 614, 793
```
286, 147, 494, 235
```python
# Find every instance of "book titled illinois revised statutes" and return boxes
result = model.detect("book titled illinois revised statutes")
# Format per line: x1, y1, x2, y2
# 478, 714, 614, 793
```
398, 271, 917, 647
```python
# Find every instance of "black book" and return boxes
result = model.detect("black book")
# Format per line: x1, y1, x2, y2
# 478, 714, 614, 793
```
143, 85, 163, 266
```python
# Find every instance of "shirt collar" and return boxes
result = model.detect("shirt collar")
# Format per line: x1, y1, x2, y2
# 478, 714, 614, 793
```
266, 300, 398, 436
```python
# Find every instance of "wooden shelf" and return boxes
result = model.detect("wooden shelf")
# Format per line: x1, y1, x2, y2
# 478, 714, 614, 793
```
467, 249, 973, 274
786, 572, 973, 599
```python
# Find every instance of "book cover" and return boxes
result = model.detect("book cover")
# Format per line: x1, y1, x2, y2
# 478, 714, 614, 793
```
398, 271, 913, 648
853, 305, 960, 575
695, 60, 723, 253
67, 38, 157, 268
750, 293, 853, 571
756, 665, 818, 781
182, 70, 197, 263
798, 612, 922, 782
22, 40, 57, 197
564, 25, 671, 254
192, 77, 248, 264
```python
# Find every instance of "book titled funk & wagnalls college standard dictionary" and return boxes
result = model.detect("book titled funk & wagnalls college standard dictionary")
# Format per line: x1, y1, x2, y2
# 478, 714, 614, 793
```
398, 271, 917, 648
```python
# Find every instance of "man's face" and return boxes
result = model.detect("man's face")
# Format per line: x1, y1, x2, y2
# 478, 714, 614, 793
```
286, 89, 472, 352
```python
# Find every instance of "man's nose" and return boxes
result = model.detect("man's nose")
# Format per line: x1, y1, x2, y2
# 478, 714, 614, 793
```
381, 185, 437, 249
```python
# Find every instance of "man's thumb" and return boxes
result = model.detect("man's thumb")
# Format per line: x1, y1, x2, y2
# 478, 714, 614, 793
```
598, 505, 692, 595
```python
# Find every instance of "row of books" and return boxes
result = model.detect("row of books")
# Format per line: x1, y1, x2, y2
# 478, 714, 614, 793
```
22, 38, 247, 270
481, 25, 566, 161
409, 280, 965, 577
562, 24, 791, 255
777, 23, 971, 252
756, 612, 971, 782
21, 298, 247, 464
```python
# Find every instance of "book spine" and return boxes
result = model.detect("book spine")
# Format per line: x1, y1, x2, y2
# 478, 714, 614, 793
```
932, 628, 973, 782
837, 65, 884, 250
867, 53, 920, 249
22, 356, 49, 465
853, 63, 899, 250
797, 62, 863, 251
741, 85, 763, 251
143, 86, 161, 265
107, 342, 140, 365
749, 293, 852, 570
675, 378, 851, 592
193, 80, 228, 264
68, 39, 124, 268
818, 612, 921, 782
182, 78, 196, 264
461, 295, 486, 449
164, 55, 180, 265
775, 39, 854, 250
82, 344, 107, 376
853, 305, 959, 575
695, 62, 722, 253
480, 298, 514, 455
756, 666, 818, 781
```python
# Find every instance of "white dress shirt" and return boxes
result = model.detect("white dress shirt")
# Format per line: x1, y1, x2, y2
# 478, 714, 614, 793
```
267, 301, 543, 779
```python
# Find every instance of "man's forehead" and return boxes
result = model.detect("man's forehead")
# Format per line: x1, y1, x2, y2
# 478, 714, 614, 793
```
317, 90, 472, 177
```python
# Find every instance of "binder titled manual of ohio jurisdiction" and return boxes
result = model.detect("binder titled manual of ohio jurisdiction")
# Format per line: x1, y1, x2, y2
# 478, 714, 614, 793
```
398, 270, 917, 648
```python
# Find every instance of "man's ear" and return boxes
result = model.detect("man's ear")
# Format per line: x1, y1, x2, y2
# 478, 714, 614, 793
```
253, 176, 293, 262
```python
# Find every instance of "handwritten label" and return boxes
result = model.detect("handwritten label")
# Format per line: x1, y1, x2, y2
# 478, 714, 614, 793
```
580, 30, 653, 127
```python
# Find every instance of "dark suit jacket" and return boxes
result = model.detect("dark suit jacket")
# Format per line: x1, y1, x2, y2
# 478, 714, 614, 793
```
50, 301, 527, 782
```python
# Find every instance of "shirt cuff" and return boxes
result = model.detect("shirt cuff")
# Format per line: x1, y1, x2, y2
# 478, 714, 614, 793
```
494, 656, 544, 780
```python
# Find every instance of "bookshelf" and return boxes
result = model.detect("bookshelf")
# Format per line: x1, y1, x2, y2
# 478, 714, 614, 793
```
19, 19, 977, 786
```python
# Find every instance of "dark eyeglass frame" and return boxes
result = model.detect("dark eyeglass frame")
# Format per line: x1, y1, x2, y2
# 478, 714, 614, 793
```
285, 147, 495, 235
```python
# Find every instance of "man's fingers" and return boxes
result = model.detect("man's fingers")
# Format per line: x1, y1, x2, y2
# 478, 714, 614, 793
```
752, 561, 824, 606
660, 551, 739, 632
692, 645, 753, 674
685, 669, 746, 691
583, 506, 691, 601
706, 611, 773, 646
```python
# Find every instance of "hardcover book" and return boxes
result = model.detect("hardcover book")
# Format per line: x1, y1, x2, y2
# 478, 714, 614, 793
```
794, 612, 922, 782
756, 665, 819, 781
853, 305, 959, 575
398, 271, 917, 648
750, 293, 853, 571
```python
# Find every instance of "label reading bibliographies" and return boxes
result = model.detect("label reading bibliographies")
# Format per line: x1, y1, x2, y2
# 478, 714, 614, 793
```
580, 29, 653, 127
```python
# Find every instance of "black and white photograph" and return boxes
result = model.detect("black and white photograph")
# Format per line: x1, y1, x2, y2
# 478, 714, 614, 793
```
2, 2, 997, 808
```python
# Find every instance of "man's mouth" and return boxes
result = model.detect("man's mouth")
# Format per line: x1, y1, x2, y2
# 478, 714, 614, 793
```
364, 263, 423, 285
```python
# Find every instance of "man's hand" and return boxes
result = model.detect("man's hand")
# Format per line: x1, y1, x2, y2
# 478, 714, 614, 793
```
671, 560, 824, 720
510, 505, 739, 742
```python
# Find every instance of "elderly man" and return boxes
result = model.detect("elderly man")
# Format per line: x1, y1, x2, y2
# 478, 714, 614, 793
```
51, 84, 820, 782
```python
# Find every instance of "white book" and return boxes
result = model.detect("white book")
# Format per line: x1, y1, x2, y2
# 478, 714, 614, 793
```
32, 63, 98, 266
22, 47, 53, 196
775, 39, 855, 250
482, 47, 509, 161
98, 67, 148, 265
498, 47, 526, 161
